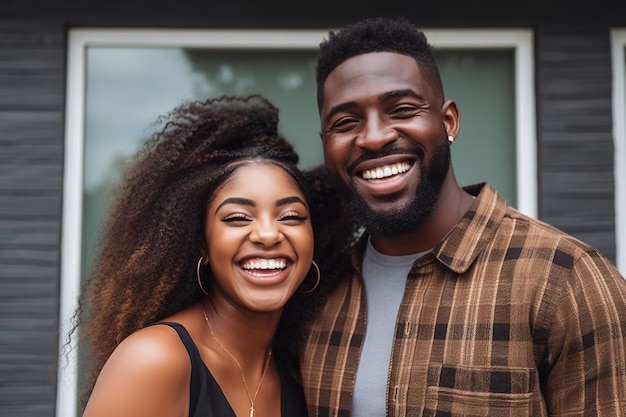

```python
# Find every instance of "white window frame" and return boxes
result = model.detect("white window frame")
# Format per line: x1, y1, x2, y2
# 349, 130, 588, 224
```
611, 29, 626, 274
57, 28, 536, 417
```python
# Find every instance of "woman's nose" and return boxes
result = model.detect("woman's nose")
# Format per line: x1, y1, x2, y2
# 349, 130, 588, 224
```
249, 218, 283, 246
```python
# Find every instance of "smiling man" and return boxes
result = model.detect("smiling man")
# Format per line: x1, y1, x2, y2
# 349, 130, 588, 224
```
320, 50, 461, 249
300, 17, 626, 417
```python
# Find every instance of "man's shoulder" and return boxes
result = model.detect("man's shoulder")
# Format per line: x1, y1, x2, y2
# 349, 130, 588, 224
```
473, 182, 609, 263
504, 205, 595, 252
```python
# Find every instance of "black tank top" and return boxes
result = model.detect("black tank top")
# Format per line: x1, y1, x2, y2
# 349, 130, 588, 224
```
155, 322, 309, 417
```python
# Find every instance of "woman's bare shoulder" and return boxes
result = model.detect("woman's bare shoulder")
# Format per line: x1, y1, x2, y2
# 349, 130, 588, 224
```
82, 323, 192, 417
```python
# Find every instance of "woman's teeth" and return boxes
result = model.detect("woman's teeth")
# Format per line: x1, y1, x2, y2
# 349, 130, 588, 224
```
361, 161, 411, 180
241, 259, 287, 270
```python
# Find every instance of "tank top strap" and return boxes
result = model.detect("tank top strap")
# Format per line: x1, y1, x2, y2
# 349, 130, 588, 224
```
150, 322, 204, 417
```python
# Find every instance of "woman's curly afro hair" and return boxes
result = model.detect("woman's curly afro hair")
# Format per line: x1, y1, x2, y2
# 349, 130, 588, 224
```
71, 94, 356, 394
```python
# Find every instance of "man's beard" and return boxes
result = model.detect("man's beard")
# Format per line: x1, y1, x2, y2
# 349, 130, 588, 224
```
344, 138, 451, 237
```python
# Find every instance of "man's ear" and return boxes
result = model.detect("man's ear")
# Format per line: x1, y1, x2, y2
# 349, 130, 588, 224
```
442, 100, 460, 139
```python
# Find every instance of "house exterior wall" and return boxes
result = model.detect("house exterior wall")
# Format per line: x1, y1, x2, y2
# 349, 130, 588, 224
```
536, 25, 617, 261
0, 2, 623, 416
0, 18, 66, 417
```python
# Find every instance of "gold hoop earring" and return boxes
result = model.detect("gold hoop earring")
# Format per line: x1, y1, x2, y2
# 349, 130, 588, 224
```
447, 135, 455, 144
197, 257, 210, 296
299, 260, 320, 294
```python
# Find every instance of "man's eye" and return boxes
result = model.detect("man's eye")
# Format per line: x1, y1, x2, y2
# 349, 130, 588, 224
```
391, 105, 418, 117
330, 117, 358, 132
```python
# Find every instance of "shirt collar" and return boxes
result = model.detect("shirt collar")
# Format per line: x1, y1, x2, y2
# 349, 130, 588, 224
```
351, 183, 506, 275
433, 183, 506, 273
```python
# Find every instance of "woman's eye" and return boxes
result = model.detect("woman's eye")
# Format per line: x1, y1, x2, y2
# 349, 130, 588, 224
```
279, 211, 308, 222
222, 213, 251, 223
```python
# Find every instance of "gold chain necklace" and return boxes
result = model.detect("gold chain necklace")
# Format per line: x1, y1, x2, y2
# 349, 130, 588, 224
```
201, 303, 272, 417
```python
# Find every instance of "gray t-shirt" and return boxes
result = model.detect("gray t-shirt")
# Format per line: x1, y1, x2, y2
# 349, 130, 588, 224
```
351, 238, 427, 416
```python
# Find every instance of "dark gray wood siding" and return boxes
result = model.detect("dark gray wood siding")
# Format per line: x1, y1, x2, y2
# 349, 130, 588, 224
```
536, 25, 617, 261
0, 18, 66, 417
0, 3, 624, 417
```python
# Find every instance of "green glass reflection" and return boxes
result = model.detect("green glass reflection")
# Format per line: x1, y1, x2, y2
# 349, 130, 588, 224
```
435, 49, 517, 207
82, 46, 517, 285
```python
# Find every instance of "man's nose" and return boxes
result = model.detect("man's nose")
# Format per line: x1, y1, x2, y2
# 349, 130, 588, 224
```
355, 117, 397, 152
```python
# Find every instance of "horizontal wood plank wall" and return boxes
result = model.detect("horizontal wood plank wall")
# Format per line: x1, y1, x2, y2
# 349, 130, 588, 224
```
536, 25, 617, 263
0, 19, 65, 417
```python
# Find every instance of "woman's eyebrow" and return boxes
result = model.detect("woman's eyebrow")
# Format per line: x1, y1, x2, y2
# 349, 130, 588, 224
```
276, 196, 307, 207
215, 195, 306, 213
215, 197, 254, 213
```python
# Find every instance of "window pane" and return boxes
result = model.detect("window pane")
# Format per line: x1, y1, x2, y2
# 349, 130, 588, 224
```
436, 49, 517, 207
82, 47, 517, 279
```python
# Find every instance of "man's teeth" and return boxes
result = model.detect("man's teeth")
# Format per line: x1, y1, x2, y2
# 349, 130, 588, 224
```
361, 162, 411, 180
241, 259, 287, 270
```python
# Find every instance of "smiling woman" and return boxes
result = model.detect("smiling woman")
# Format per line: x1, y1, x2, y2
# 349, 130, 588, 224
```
69, 94, 354, 417
202, 163, 314, 312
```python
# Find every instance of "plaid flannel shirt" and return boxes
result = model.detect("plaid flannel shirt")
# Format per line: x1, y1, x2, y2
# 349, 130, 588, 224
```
301, 183, 626, 417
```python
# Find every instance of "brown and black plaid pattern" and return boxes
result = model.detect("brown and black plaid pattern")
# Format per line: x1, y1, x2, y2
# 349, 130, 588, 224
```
301, 183, 626, 417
